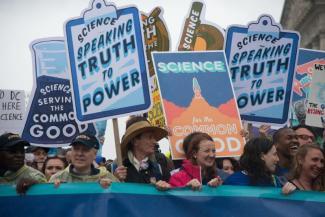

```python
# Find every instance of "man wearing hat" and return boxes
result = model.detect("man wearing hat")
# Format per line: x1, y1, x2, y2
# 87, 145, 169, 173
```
0, 133, 46, 193
49, 133, 118, 188
116, 116, 171, 184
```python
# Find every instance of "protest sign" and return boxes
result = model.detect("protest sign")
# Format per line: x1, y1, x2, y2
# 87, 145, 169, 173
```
0, 89, 25, 135
178, 1, 224, 51
21, 38, 96, 147
225, 15, 300, 124
153, 51, 244, 159
305, 63, 325, 127
290, 49, 325, 126
142, 7, 170, 128
1, 183, 325, 217
64, 0, 151, 123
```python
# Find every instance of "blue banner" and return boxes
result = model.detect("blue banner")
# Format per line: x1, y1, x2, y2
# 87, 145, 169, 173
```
0, 183, 324, 217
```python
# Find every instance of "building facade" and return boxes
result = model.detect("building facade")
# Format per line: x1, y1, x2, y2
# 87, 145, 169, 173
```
281, 0, 325, 50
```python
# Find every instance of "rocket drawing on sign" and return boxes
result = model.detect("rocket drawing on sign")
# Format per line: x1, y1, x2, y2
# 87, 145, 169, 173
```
193, 77, 202, 99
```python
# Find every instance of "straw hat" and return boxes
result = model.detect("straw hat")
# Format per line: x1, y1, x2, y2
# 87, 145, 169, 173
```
120, 121, 168, 159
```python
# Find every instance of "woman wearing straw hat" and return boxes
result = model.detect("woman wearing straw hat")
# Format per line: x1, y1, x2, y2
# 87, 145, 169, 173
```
116, 116, 171, 184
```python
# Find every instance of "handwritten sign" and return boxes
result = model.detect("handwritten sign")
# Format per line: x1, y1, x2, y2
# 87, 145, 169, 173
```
305, 64, 325, 127
0, 89, 25, 135
65, 0, 151, 122
21, 39, 96, 147
290, 48, 325, 126
225, 15, 300, 124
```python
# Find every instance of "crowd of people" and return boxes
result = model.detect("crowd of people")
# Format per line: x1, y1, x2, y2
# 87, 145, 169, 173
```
0, 116, 324, 196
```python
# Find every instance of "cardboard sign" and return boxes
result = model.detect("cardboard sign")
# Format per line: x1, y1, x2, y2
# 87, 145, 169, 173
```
290, 49, 325, 126
225, 15, 300, 124
22, 39, 96, 147
153, 51, 244, 159
178, 1, 224, 51
305, 63, 325, 127
64, 0, 151, 123
0, 89, 25, 135
141, 7, 170, 128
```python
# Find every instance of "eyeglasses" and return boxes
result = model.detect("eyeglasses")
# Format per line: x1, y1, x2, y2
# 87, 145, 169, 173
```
297, 134, 315, 141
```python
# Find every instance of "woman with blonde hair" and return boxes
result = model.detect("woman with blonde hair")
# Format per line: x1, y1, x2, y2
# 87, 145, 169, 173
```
282, 144, 324, 194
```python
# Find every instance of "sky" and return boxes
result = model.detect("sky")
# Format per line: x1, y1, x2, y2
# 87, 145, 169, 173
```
0, 0, 285, 159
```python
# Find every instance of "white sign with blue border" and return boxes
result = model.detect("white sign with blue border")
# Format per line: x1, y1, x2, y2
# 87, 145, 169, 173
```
65, 0, 151, 123
225, 15, 300, 124
21, 38, 97, 147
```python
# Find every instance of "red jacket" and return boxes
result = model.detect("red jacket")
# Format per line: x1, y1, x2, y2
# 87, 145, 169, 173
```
169, 160, 201, 187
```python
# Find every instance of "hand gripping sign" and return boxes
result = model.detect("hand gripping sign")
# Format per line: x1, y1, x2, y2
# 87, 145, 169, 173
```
64, 0, 151, 123
225, 15, 300, 124
21, 39, 96, 147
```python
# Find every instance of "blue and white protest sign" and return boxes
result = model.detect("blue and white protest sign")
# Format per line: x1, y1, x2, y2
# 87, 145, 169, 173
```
64, 0, 151, 123
0, 89, 25, 135
22, 38, 96, 147
225, 15, 300, 124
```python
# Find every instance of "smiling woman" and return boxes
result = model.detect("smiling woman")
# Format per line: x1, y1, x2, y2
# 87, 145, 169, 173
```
286, 144, 324, 191
169, 132, 222, 190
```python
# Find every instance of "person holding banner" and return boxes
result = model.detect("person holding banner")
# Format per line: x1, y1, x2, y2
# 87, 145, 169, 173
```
117, 116, 171, 184
0, 133, 46, 194
168, 132, 222, 191
282, 144, 324, 194
224, 137, 282, 187
49, 133, 118, 188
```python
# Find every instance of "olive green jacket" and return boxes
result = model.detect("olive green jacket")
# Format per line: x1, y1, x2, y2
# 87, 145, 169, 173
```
0, 165, 46, 184
49, 164, 118, 183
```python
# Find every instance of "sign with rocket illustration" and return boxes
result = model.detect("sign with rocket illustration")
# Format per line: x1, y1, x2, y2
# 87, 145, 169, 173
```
153, 51, 245, 159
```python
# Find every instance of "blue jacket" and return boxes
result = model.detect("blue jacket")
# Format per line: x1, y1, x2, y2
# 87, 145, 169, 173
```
224, 171, 282, 187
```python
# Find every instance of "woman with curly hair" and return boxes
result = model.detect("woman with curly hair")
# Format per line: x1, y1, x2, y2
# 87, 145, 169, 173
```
224, 137, 282, 187
282, 144, 324, 194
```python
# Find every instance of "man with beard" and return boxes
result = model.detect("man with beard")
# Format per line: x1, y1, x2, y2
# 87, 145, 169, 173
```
272, 127, 299, 183
0, 133, 46, 194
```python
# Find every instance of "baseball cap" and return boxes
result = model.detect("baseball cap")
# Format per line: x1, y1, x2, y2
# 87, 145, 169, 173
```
70, 133, 99, 149
0, 133, 30, 150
